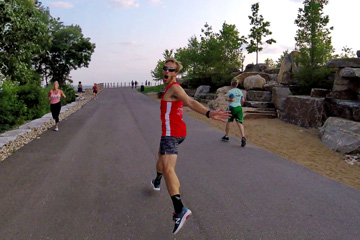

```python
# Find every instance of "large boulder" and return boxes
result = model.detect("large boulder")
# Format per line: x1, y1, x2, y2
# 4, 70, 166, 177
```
243, 75, 266, 90
310, 88, 331, 98
280, 96, 326, 128
194, 85, 211, 99
277, 51, 299, 85
263, 80, 280, 91
244, 63, 268, 73
319, 117, 360, 154
272, 87, 292, 110
232, 72, 271, 87
324, 98, 360, 122
246, 90, 272, 102
327, 58, 360, 68
340, 67, 360, 78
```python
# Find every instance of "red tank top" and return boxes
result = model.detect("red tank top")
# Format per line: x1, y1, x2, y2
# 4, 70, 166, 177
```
161, 82, 186, 137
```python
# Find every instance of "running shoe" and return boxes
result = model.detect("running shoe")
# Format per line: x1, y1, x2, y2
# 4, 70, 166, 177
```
172, 207, 192, 234
241, 137, 246, 147
55, 126, 58, 131
151, 179, 160, 191
221, 135, 229, 142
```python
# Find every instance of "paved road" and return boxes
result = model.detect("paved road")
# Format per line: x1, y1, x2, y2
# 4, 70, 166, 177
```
1, 88, 360, 240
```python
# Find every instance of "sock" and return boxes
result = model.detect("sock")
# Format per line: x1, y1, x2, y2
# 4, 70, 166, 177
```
171, 194, 184, 214
155, 172, 162, 184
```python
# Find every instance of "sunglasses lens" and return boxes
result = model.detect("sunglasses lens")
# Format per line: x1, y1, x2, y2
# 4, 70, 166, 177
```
163, 66, 176, 72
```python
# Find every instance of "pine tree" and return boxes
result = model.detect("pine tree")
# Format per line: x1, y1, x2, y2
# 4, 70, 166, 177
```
294, 0, 334, 93
246, 3, 276, 64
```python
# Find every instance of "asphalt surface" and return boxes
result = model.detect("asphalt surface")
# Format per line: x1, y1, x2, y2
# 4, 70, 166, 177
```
1, 87, 360, 240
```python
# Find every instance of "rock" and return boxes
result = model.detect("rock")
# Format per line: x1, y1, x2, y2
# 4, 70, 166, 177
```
324, 98, 360, 122
184, 89, 196, 97
263, 80, 280, 91
244, 101, 274, 108
278, 51, 299, 85
246, 90, 272, 102
326, 90, 358, 101
232, 72, 271, 87
243, 75, 266, 90
339, 67, 360, 78
244, 63, 268, 73
207, 100, 219, 110
319, 117, 360, 154
265, 69, 280, 74
357, 50, 360, 58
327, 58, 360, 68
194, 85, 211, 99
310, 88, 331, 98
272, 87, 292, 110
280, 96, 326, 128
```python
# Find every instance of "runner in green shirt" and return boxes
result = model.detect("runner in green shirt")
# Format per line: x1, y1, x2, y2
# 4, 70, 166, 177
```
221, 79, 246, 147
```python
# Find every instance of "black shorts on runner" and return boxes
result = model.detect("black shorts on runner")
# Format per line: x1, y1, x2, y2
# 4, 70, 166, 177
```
159, 136, 185, 155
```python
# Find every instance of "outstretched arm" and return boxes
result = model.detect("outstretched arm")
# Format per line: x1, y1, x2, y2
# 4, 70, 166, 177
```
173, 85, 230, 122
60, 90, 66, 98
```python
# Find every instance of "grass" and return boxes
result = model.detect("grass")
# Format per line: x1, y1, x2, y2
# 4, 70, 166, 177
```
137, 84, 164, 94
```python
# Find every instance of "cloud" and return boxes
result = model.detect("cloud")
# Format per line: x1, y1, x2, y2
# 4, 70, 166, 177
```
111, 0, 140, 8
289, 0, 303, 2
48, 1, 74, 8
150, 0, 162, 4
119, 41, 138, 46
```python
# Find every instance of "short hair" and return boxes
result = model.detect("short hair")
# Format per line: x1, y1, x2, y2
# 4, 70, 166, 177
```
165, 58, 183, 72
231, 79, 239, 87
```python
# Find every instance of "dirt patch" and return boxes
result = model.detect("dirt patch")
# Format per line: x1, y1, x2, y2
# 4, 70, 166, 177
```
147, 93, 360, 190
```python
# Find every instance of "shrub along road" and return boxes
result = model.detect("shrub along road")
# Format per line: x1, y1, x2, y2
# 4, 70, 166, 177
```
0, 88, 359, 239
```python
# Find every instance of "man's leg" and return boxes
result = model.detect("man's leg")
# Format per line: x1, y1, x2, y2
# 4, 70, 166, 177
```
161, 154, 180, 197
225, 122, 231, 136
236, 121, 245, 138
222, 122, 231, 142
236, 121, 246, 147
151, 151, 163, 190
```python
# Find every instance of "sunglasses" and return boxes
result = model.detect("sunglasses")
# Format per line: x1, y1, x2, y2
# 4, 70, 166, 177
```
162, 66, 177, 72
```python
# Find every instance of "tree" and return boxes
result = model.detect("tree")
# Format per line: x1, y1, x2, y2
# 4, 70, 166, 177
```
246, 3, 276, 64
294, 0, 334, 93
152, 22, 247, 88
151, 49, 174, 81
339, 46, 356, 58
46, 23, 96, 86
0, 0, 49, 84
265, 58, 276, 69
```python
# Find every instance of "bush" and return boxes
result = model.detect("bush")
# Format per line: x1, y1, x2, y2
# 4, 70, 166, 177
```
0, 80, 27, 132
60, 84, 76, 105
0, 81, 76, 133
293, 66, 333, 95
18, 81, 50, 120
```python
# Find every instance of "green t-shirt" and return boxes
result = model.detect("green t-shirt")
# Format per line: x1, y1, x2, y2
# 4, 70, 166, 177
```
228, 88, 244, 108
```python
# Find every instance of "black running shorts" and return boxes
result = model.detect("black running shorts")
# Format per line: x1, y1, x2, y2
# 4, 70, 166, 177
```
159, 136, 185, 155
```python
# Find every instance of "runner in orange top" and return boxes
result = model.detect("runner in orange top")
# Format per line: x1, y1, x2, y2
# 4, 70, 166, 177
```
150, 58, 230, 234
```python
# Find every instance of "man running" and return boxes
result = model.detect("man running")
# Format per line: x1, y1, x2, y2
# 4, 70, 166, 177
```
151, 58, 230, 234
221, 79, 246, 147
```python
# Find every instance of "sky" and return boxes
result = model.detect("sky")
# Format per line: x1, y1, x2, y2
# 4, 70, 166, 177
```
40, 0, 360, 86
